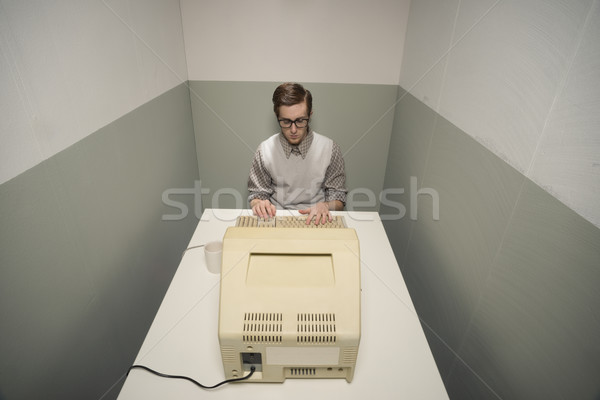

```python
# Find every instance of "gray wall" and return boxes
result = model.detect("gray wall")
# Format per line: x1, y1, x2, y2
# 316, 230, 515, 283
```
382, 88, 600, 399
189, 81, 397, 210
384, 1, 600, 398
0, 83, 199, 400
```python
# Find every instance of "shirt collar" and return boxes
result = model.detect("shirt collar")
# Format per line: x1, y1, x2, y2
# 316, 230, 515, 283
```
279, 131, 314, 159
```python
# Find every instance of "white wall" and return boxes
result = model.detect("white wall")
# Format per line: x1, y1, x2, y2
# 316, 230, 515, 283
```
400, 0, 600, 227
1, 0, 411, 185
181, 0, 410, 85
0, 0, 188, 185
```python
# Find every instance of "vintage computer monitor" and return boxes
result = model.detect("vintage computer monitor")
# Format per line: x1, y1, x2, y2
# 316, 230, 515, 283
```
218, 215, 361, 382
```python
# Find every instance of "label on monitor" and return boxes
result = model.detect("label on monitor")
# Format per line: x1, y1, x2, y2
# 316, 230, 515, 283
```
266, 347, 340, 365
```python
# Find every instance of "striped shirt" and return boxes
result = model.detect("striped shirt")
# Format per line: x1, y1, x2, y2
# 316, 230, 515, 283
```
248, 131, 347, 206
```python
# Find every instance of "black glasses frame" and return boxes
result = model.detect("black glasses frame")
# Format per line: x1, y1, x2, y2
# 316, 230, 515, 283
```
277, 118, 309, 128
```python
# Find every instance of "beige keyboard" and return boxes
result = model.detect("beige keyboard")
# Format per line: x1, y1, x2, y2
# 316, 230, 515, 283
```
236, 215, 347, 228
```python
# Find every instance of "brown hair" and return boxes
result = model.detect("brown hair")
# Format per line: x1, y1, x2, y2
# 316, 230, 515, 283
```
272, 82, 312, 117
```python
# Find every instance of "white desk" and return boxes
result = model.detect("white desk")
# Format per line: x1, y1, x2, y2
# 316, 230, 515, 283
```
118, 209, 448, 399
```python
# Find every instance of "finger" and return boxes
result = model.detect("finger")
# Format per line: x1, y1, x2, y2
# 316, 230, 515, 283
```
263, 204, 272, 219
311, 212, 320, 225
316, 213, 325, 225
257, 204, 267, 219
268, 204, 276, 217
314, 212, 324, 226
315, 214, 323, 225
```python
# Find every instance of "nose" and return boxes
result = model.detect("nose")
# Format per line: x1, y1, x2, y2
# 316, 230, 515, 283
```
290, 122, 297, 133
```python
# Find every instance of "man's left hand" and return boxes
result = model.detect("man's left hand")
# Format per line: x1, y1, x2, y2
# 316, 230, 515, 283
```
299, 202, 332, 225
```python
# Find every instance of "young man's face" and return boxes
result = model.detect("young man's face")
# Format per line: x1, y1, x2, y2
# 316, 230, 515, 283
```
278, 101, 311, 146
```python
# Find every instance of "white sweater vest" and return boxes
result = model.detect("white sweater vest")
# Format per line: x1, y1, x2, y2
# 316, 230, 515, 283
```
261, 132, 333, 210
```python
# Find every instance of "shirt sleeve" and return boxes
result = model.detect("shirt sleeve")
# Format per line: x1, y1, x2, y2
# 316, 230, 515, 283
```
247, 147, 274, 203
323, 142, 347, 204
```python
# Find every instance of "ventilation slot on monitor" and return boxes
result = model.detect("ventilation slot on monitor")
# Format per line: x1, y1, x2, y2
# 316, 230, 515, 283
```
289, 367, 316, 376
342, 347, 359, 364
297, 313, 336, 344
243, 312, 283, 343
220, 346, 237, 364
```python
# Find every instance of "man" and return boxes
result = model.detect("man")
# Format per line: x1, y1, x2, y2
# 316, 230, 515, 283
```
248, 82, 347, 225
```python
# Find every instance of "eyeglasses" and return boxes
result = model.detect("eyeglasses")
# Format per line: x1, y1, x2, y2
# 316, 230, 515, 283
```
278, 118, 309, 128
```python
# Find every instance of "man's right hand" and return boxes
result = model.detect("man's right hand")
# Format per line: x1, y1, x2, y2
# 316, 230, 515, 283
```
250, 199, 276, 219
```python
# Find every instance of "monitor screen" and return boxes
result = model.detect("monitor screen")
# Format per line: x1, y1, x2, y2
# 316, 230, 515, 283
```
246, 253, 334, 287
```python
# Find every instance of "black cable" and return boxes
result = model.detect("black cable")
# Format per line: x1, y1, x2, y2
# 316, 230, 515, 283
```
126, 364, 256, 389
181, 244, 205, 258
